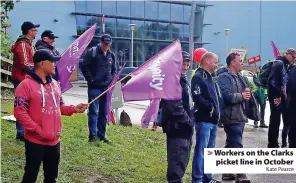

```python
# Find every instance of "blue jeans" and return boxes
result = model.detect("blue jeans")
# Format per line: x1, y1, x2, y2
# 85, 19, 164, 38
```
13, 81, 24, 137
192, 122, 218, 183
87, 88, 108, 139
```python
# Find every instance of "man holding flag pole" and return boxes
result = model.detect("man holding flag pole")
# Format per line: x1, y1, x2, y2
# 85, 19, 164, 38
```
80, 34, 117, 144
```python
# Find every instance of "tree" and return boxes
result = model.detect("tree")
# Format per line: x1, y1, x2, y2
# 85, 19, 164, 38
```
1, 1, 15, 33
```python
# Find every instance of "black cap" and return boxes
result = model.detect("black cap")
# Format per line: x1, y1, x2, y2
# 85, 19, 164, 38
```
33, 49, 61, 64
182, 51, 191, 61
21, 21, 40, 33
100, 34, 112, 44
41, 30, 59, 39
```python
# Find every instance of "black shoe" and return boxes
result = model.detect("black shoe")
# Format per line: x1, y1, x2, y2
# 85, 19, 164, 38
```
259, 121, 268, 128
235, 174, 251, 183
208, 178, 222, 183
222, 174, 236, 180
98, 137, 112, 144
16, 135, 25, 141
282, 143, 287, 148
88, 136, 97, 142
253, 121, 259, 128
102, 138, 112, 144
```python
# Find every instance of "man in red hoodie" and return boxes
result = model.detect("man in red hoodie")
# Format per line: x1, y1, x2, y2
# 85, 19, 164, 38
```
14, 49, 88, 183
11, 21, 40, 140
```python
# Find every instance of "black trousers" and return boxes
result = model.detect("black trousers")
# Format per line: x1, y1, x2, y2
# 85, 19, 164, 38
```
166, 136, 192, 183
22, 140, 60, 183
288, 101, 296, 148
254, 94, 266, 123
268, 100, 289, 148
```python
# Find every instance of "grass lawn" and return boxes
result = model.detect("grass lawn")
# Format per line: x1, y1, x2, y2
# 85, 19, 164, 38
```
1, 99, 193, 183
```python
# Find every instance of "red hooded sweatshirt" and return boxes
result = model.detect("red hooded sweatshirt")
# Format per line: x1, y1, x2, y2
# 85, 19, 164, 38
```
14, 70, 76, 146
11, 35, 36, 82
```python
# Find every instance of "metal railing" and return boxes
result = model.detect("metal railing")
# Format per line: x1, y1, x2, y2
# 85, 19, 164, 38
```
0, 56, 13, 89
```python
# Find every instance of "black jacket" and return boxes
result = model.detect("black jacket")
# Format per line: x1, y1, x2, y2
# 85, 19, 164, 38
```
287, 64, 296, 108
161, 76, 193, 139
80, 45, 117, 89
268, 56, 289, 99
35, 40, 61, 81
191, 69, 223, 124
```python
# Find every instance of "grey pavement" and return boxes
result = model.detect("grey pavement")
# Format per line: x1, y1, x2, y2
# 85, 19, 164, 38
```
63, 85, 295, 183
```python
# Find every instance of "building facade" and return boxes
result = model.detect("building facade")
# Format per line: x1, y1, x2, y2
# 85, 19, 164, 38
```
7, 1, 296, 80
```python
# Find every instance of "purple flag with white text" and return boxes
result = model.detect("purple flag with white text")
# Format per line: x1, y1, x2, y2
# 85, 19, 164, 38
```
141, 99, 160, 128
270, 41, 281, 59
57, 24, 96, 93
106, 65, 125, 123
122, 40, 183, 101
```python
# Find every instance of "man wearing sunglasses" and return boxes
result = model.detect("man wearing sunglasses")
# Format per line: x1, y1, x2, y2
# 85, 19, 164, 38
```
36, 30, 61, 81
80, 34, 117, 144
11, 21, 40, 141
267, 48, 296, 148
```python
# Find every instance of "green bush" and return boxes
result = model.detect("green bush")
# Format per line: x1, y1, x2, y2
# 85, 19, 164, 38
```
1, 32, 13, 59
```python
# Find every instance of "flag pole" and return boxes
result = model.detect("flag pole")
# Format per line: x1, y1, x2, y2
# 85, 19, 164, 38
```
88, 73, 131, 105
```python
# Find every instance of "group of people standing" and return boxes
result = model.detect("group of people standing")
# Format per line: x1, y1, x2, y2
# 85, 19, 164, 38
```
160, 48, 296, 183
9, 20, 296, 183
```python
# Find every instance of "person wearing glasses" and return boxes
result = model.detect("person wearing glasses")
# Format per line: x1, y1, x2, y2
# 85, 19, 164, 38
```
11, 21, 40, 141
36, 30, 60, 81
267, 48, 296, 148
80, 34, 117, 144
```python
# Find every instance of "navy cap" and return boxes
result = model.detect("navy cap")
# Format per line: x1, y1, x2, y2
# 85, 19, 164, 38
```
33, 49, 61, 64
41, 30, 59, 39
21, 21, 40, 33
100, 34, 112, 44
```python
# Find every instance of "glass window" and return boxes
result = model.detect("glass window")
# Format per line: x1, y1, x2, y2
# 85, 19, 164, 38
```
171, 4, 183, 22
86, 1, 102, 14
75, 1, 86, 13
158, 42, 170, 52
158, 22, 170, 40
158, 2, 170, 21
145, 1, 158, 19
116, 19, 131, 38
84, 16, 102, 35
131, 1, 144, 18
76, 15, 86, 34
184, 5, 191, 22
133, 41, 144, 67
131, 20, 144, 39
102, 1, 117, 16
183, 25, 189, 41
105, 18, 116, 37
171, 24, 183, 40
117, 1, 130, 17
144, 41, 158, 61
181, 43, 189, 53
115, 40, 131, 67
145, 21, 158, 40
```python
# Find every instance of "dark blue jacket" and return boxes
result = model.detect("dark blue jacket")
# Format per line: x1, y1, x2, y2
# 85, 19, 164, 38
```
268, 56, 289, 99
191, 69, 223, 124
218, 72, 249, 124
161, 76, 193, 139
80, 45, 117, 89
35, 40, 61, 81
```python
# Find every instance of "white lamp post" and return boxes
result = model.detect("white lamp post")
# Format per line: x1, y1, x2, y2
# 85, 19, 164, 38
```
129, 24, 136, 67
225, 29, 230, 56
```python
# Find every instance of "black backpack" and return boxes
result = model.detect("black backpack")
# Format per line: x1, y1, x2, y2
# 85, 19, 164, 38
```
120, 110, 132, 127
259, 60, 283, 89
